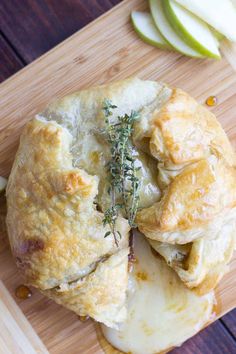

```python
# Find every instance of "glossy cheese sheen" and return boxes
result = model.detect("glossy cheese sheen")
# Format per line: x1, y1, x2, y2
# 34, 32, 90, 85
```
102, 233, 214, 354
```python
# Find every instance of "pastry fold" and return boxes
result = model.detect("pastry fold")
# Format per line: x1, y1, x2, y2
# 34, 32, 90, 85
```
135, 87, 236, 292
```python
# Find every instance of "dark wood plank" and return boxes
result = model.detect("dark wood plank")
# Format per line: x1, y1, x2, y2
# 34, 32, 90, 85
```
0, 33, 24, 83
170, 320, 236, 354
221, 309, 236, 338
0, 0, 122, 63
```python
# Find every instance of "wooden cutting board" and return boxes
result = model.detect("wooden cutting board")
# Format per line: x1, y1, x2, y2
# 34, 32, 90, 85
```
0, 0, 236, 353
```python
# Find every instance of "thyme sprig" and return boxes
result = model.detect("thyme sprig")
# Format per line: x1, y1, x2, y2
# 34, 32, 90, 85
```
102, 99, 141, 246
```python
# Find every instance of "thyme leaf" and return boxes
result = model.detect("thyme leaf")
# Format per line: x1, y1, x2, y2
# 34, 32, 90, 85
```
102, 99, 141, 246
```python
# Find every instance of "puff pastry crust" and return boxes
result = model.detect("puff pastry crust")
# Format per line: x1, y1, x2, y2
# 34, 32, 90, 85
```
44, 249, 129, 328
150, 207, 236, 294
6, 78, 236, 324
136, 88, 236, 241
134, 86, 236, 292
6, 78, 167, 327
137, 157, 236, 243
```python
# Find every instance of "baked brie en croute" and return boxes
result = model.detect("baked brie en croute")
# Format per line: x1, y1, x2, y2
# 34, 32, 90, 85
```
6, 78, 236, 352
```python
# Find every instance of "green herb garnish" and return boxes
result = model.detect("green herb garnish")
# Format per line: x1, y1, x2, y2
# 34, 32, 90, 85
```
102, 99, 141, 246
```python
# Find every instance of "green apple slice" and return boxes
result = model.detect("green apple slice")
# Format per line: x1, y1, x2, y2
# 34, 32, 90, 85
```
210, 28, 224, 42
163, 0, 221, 59
131, 11, 171, 49
149, 0, 204, 58
175, 0, 236, 42
0, 176, 7, 193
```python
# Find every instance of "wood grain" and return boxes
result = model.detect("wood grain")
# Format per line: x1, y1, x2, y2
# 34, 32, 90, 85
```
0, 0, 236, 353
222, 309, 236, 338
0, 33, 24, 83
0, 0, 121, 63
0, 280, 48, 354
171, 321, 236, 354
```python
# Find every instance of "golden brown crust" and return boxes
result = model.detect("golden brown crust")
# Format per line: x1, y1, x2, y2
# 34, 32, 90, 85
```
149, 210, 236, 295
44, 249, 129, 328
149, 88, 236, 166
137, 158, 236, 240
6, 118, 129, 291
136, 88, 236, 244
134, 86, 236, 293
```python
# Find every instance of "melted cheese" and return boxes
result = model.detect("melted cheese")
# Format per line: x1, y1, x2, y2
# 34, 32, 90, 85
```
102, 233, 214, 354
39, 82, 163, 212
69, 124, 161, 211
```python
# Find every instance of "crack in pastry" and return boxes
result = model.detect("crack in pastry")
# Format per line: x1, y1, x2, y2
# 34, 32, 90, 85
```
43, 248, 129, 328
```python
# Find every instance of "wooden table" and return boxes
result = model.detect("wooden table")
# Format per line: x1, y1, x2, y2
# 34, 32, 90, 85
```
0, 1, 235, 353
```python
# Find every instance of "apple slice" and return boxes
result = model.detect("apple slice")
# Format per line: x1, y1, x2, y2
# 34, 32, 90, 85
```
175, 0, 236, 42
131, 11, 171, 49
163, 0, 221, 59
149, 0, 204, 58
0, 176, 7, 193
210, 28, 224, 42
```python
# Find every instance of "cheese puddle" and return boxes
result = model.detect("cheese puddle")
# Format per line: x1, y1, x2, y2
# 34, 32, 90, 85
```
102, 233, 214, 354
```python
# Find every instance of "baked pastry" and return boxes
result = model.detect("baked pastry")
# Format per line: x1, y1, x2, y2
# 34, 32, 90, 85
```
135, 87, 236, 292
149, 217, 236, 295
137, 156, 236, 244
6, 116, 131, 327
6, 78, 166, 327
44, 248, 129, 327
136, 88, 236, 242
6, 78, 236, 327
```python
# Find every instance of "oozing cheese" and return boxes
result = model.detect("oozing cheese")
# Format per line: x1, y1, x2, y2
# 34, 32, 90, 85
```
70, 124, 161, 211
102, 233, 214, 354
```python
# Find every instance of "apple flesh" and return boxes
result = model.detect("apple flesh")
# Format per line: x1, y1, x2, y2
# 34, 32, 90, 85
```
210, 28, 224, 42
163, 0, 220, 59
175, 0, 236, 42
131, 11, 171, 49
149, 0, 204, 58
